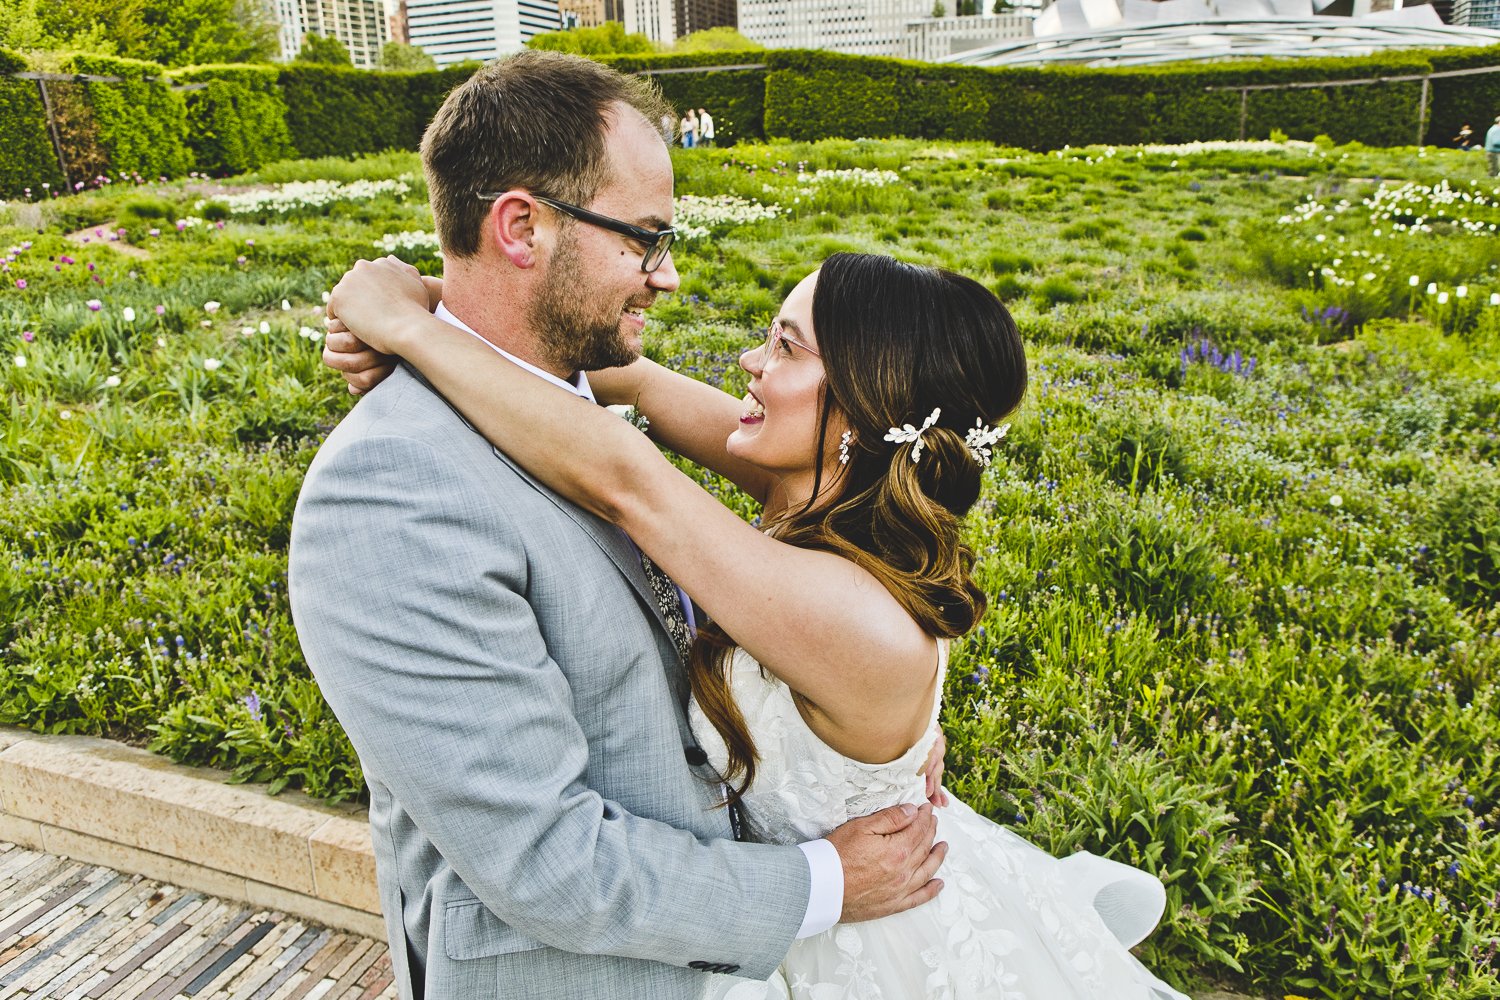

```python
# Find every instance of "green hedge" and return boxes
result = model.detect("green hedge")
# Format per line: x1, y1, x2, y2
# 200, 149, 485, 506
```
0, 48, 64, 200
62, 54, 191, 180
171, 65, 294, 176
603, 51, 767, 143
278, 65, 420, 160
757, 47, 1481, 149
1426, 45, 1500, 147
764, 50, 991, 142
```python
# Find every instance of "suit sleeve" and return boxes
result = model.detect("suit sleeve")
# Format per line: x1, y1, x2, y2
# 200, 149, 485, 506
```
289, 430, 810, 978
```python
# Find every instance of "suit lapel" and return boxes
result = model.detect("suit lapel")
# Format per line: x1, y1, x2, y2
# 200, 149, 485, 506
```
401, 362, 678, 648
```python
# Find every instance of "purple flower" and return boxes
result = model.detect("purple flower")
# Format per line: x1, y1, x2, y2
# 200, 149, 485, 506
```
22, 331, 34, 342
243, 692, 262, 721
86, 299, 102, 311
14, 279, 25, 289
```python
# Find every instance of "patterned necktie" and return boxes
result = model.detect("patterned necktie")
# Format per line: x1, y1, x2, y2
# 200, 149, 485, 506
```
640, 553, 693, 664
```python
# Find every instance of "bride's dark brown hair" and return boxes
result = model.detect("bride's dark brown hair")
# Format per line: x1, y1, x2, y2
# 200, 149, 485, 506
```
690, 253, 1028, 805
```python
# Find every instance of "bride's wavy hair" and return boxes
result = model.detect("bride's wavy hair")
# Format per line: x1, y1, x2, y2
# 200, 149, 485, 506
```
690, 252, 1028, 805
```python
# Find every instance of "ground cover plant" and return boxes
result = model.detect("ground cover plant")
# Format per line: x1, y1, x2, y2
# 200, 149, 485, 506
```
3, 136, 1498, 998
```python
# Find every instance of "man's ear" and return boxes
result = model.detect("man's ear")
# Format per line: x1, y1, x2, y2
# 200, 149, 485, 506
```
487, 191, 541, 269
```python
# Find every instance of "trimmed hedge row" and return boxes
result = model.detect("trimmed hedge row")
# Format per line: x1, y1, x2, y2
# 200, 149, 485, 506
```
1427, 46, 1500, 146
602, 51, 767, 142
171, 65, 294, 176
0, 48, 63, 198
755, 47, 1460, 148
61, 54, 192, 181
3, 45, 1497, 200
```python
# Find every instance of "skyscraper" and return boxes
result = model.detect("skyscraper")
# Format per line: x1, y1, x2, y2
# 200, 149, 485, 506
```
276, 0, 392, 68
405, 0, 565, 66
1452, 0, 1499, 25
675, 0, 738, 36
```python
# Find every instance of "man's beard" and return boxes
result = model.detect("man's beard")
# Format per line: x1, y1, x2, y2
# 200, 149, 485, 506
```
530, 227, 641, 373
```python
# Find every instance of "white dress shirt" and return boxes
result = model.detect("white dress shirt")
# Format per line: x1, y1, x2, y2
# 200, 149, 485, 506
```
433, 303, 844, 940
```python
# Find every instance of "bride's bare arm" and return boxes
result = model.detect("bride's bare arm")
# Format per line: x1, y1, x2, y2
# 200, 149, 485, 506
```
323, 274, 774, 502
328, 257, 935, 756
587, 360, 775, 504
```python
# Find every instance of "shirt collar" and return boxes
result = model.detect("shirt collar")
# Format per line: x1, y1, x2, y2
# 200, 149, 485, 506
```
434, 302, 595, 403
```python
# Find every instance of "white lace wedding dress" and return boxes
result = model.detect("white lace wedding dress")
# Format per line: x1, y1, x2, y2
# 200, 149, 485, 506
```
690, 641, 1191, 1000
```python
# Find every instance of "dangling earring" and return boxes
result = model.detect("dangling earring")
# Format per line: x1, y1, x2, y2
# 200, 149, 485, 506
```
838, 430, 853, 465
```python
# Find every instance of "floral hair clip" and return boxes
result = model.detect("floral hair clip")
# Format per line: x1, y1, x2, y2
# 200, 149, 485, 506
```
838, 430, 853, 465
964, 420, 1010, 468
884, 407, 942, 462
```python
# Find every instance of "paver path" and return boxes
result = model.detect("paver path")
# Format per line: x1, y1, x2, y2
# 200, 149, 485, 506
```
0, 843, 395, 999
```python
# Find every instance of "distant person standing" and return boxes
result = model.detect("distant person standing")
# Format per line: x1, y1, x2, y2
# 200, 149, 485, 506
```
1487, 116, 1500, 178
680, 110, 697, 148
698, 108, 716, 147
1453, 123, 1474, 150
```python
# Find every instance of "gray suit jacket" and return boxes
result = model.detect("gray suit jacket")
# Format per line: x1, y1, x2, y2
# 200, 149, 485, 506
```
289, 365, 810, 999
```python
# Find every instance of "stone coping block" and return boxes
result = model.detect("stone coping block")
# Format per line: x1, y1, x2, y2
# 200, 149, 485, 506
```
0, 726, 380, 936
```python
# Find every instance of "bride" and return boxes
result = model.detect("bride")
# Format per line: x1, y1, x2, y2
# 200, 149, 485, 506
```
323, 250, 1190, 1000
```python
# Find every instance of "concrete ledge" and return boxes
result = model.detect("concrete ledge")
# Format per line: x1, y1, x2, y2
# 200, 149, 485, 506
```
0, 726, 382, 939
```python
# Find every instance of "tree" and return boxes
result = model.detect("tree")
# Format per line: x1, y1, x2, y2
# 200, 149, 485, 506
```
670, 27, 763, 53
992, 0, 1014, 11
296, 32, 353, 66
0, 0, 277, 65
526, 21, 655, 55
380, 41, 437, 72
931, 0, 946, 15
132, 0, 279, 66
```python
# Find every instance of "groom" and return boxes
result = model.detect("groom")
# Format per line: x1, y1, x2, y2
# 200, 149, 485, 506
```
289, 51, 944, 1000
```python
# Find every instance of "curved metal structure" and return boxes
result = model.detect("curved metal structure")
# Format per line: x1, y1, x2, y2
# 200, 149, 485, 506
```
941, 12, 1500, 66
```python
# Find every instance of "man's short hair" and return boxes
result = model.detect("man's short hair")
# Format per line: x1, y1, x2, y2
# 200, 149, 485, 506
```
422, 50, 672, 259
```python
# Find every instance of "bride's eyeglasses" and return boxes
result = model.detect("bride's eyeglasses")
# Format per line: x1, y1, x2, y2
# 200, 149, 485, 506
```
759, 319, 821, 364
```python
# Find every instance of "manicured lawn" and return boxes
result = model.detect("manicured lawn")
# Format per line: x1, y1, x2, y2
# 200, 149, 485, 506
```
3, 137, 1497, 997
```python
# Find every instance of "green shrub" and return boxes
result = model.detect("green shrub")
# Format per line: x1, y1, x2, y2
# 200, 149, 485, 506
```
0, 48, 65, 199
278, 65, 420, 159
604, 52, 767, 144
62, 54, 191, 180
171, 65, 294, 175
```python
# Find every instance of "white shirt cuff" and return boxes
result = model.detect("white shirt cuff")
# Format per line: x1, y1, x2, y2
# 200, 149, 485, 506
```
794, 838, 843, 939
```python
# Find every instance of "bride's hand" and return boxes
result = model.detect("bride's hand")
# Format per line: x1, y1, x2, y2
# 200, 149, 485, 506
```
326, 255, 432, 357
324, 257, 441, 394
323, 323, 396, 396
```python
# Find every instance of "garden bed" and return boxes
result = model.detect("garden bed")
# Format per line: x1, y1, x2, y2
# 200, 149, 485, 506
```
2, 137, 1498, 997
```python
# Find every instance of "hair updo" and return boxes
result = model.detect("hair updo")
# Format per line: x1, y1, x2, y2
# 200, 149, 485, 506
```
690, 252, 1028, 803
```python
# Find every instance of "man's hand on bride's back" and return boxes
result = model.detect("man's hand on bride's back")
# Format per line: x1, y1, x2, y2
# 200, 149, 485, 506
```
827, 803, 946, 922
323, 257, 443, 395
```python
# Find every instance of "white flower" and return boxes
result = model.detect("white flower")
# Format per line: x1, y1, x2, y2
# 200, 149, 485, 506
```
281, 299, 291, 311
204, 177, 411, 216
259, 321, 271, 334
1427, 283, 1437, 295
204, 300, 221, 313
1456, 285, 1467, 298
1329, 494, 1343, 507
104, 374, 121, 388
122, 306, 136, 322
372, 230, 444, 256
321, 291, 331, 304
241, 327, 255, 336
1362, 272, 1375, 282
203, 357, 222, 371
59, 409, 71, 420
157, 337, 167, 347
1491, 293, 1500, 306
1409, 275, 1420, 286
12, 354, 25, 367
298, 326, 323, 341
1438, 292, 1449, 304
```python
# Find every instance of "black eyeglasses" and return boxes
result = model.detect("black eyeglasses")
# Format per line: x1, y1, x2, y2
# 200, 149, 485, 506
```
475, 191, 675, 273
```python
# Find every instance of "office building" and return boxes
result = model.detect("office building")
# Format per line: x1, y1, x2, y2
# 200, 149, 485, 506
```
405, 0, 564, 65
276, 0, 391, 68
